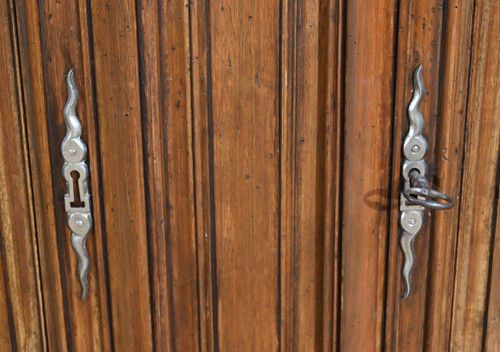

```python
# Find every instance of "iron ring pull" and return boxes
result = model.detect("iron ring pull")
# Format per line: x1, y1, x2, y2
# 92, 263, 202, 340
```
399, 66, 455, 299
403, 170, 455, 211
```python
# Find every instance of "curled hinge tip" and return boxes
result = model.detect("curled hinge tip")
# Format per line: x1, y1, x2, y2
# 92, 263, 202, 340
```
412, 65, 425, 104
63, 68, 79, 125
71, 233, 90, 300
409, 66, 425, 113
400, 231, 416, 299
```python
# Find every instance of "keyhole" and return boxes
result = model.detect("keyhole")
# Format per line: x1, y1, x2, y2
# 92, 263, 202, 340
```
70, 170, 85, 208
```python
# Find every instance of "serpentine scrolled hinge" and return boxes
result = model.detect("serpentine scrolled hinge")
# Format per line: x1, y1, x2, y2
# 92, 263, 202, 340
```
399, 65, 454, 299
61, 68, 93, 300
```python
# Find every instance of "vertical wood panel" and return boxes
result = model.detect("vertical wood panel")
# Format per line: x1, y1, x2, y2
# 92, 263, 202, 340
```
13, 1, 69, 349
486, 187, 500, 350
190, 0, 216, 350
89, 0, 153, 349
75, 1, 114, 348
280, 0, 343, 349
36, 1, 112, 349
4, 2, 499, 350
424, 1, 476, 350
319, 0, 344, 349
0, 255, 12, 351
450, 1, 500, 350
384, 1, 447, 350
340, 0, 396, 350
293, 2, 326, 347
157, 0, 200, 349
209, 0, 280, 349
279, 0, 296, 349
136, 1, 173, 350
0, 2, 43, 349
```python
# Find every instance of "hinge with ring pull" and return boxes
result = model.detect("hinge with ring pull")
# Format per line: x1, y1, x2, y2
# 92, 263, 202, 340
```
399, 65, 455, 299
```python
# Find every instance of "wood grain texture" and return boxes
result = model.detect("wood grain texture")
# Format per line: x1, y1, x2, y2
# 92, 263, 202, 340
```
36, 1, 112, 349
450, 0, 500, 350
384, 1, 447, 350
14, 0, 116, 349
157, 0, 201, 349
138, 0, 207, 349
0, 254, 12, 351
291, 0, 327, 347
13, 1, 70, 349
424, 1, 475, 350
3, 1, 500, 350
279, 0, 296, 347
136, 1, 173, 350
0, 2, 43, 350
190, 0, 216, 350
89, 0, 153, 349
319, 0, 344, 348
340, 0, 396, 350
75, 1, 113, 349
280, 0, 343, 349
208, 0, 281, 349
486, 187, 500, 351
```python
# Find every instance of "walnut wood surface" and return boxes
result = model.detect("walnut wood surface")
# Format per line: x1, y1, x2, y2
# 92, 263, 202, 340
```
450, 1, 500, 350
89, 1, 153, 349
190, 0, 216, 350
156, 0, 201, 349
136, 1, 172, 349
286, 0, 343, 349
0, 255, 11, 351
486, 183, 500, 351
37, 1, 111, 350
0, 2, 43, 350
14, 1, 69, 349
340, 0, 396, 350
1, 0, 500, 351
208, 0, 281, 349
424, 1, 476, 350
385, 0, 452, 350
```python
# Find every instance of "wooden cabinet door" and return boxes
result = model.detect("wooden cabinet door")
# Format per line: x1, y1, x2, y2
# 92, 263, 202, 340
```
1, 0, 499, 351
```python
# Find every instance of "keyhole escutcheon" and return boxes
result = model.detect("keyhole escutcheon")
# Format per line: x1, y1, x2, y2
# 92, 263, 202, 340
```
70, 170, 85, 208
